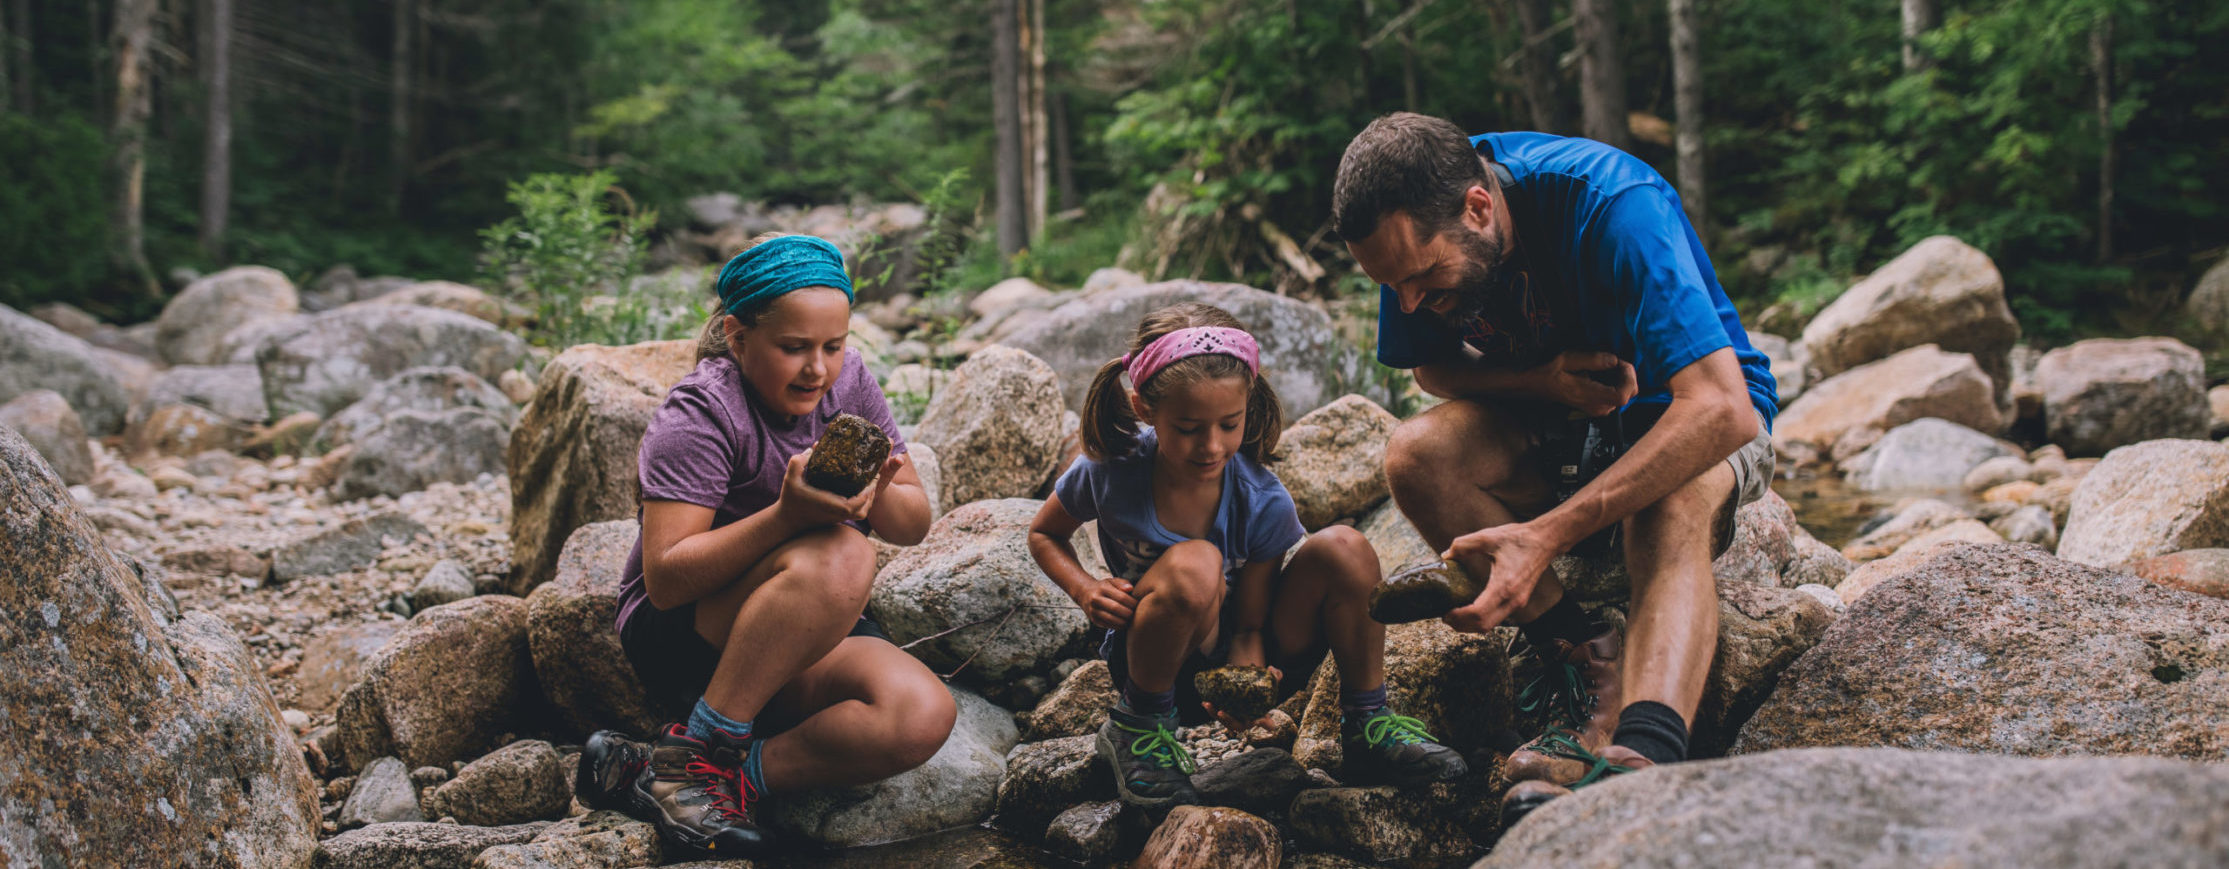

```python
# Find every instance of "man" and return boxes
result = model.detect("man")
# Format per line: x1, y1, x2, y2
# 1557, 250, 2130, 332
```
1331, 113, 1777, 821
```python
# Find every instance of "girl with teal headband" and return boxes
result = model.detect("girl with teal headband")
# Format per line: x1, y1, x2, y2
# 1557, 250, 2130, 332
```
580, 232, 949, 858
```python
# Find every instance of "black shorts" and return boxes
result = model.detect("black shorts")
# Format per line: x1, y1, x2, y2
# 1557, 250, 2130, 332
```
619, 601, 891, 724
1100, 609, 1329, 728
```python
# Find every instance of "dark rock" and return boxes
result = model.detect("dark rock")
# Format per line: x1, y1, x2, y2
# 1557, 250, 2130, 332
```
272, 511, 428, 582
1134, 805, 1280, 869
1192, 748, 1312, 816
423, 740, 570, 826
1292, 621, 1511, 773
1367, 560, 1480, 624
805, 411, 892, 496
1193, 665, 1277, 724
1020, 659, 1114, 741
1288, 785, 1479, 865
1043, 800, 1125, 864
313, 821, 552, 869
994, 735, 1112, 835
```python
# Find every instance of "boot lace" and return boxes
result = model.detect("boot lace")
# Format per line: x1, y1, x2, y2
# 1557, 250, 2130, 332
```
1116, 719, 1198, 774
682, 756, 756, 822
1516, 653, 1596, 729
1530, 729, 1633, 788
1359, 711, 1438, 748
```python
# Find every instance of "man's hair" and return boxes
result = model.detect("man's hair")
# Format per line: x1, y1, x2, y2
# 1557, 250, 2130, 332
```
1330, 112, 1489, 243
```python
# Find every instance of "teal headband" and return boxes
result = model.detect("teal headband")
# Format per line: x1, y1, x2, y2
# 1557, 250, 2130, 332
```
715, 235, 854, 317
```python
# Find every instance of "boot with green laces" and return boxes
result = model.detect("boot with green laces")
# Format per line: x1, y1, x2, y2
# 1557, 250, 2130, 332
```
1095, 703, 1200, 809
1340, 705, 1470, 786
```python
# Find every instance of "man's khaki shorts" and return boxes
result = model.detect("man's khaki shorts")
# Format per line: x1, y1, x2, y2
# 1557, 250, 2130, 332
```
1716, 418, 1776, 556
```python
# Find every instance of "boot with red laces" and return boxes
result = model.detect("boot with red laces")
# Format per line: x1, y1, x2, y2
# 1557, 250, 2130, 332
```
627, 724, 768, 857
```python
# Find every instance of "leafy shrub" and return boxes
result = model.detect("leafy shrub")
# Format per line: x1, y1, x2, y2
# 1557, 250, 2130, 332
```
480, 170, 693, 348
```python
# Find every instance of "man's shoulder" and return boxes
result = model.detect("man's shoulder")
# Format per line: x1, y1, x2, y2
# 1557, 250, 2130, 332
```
1478, 132, 1666, 201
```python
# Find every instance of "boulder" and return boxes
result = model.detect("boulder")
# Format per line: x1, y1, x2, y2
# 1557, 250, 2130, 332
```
423, 740, 570, 827
298, 620, 403, 714
318, 366, 517, 449
1835, 518, 2001, 604
271, 511, 428, 582
334, 595, 535, 771
1838, 417, 2012, 492
506, 339, 696, 594
1799, 235, 2019, 399
1772, 345, 2001, 459
2057, 439, 2229, 567
1292, 620, 1511, 771
1357, 500, 1436, 578
2186, 255, 2229, 331
772, 686, 1015, 847
334, 408, 511, 500
1277, 394, 1399, 529
1963, 454, 2034, 492
1082, 267, 1147, 295
1476, 748, 2229, 869
1840, 498, 1969, 562
1020, 658, 1115, 741
526, 519, 661, 736
993, 735, 1112, 835
1748, 333, 1806, 403
2124, 549, 2229, 599
1288, 785, 1483, 866
999, 279, 1369, 419
2036, 337, 2210, 455
313, 821, 552, 869
257, 304, 529, 419
1783, 535, 1855, 589
0, 426, 319, 866
1737, 544, 2229, 760
470, 811, 659, 869
908, 439, 945, 520
339, 756, 425, 828
870, 498, 1099, 685
1709, 490, 1803, 588
142, 363, 268, 424
1134, 805, 1281, 869
1192, 747, 1314, 817
0, 303, 133, 434
0, 389, 93, 485
360, 280, 521, 327
1691, 583, 1837, 757
156, 265, 301, 365
969, 276, 1055, 318
124, 401, 251, 460
911, 345, 1066, 507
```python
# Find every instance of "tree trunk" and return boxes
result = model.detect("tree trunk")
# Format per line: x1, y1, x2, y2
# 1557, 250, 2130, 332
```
198, 0, 231, 257
388, 0, 412, 214
991, 0, 1025, 256
1051, 87, 1077, 212
109, 0, 158, 297
1026, 0, 1048, 240
1511, 0, 1569, 133
1398, 0, 1419, 109
1574, 0, 1630, 150
1670, 0, 1704, 233
2092, 14, 2113, 263
1901, 0, 1936, 72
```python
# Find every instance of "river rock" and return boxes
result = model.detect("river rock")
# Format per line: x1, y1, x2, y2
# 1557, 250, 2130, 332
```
993, 735, 1112, 834
143, 363, 268, 424
156, 265, 301, 365
313, 820, 551, 869
2124, 549, 2229, 599
412, 560, 477, 610
1991, 504, 2058, 548
1277, 394, 1399, 529
339, 756, 425, 827
1963, 454, 2034, 492
0, 389, 93, 485
1737, 544, 2228, 759
1043, 800, 1127, 864
2036, 337, 2210, 456
1691, 582, 1837, 757
334, 595, 534, 771
471, 811, 659, 869
272, 511, 428, 582
772, 686, 1013, 847
2057, 439, 2229, 567
423, 740, 569, 827
125, 401, 250, 460
912, 345, 1066, 507
299, 620, 403, 714
0, 303, 133, 435
1838, 417, 2011, 492
1192, 747, 1314, 817
1135, 805, 1281, 869
1710, 490, 1803, 588
1799, 235, 2019, 399
1749, 333, 1807, 403
526, 519, 662, 734
1291, 620, 1510, 772
1288, 785, 1480, 865
1020, 658, 1115, 741
257, 304, 529, 419
2185, 255, 2229, 331
1840, 498, 1969, 562
507, 339, 696, 593
334, 408, 511, 500
1783, 535, 1855, 588
870, 498, 1099, 685
0, 426, 320, 866
1773, 344, 2002, 459
1000, 279, 1369, 419
360, 280, 521, 327
970, 276, 1055, 317
1835, 518, 2001, 604
319, 366, 517, 449
1477, 747, 2229, 869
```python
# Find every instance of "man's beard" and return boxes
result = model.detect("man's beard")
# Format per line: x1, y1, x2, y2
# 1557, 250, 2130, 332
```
1435, 228, 1521, 329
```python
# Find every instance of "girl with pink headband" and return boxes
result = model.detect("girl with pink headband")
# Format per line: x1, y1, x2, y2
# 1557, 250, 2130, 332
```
1027, 302, 1466, 810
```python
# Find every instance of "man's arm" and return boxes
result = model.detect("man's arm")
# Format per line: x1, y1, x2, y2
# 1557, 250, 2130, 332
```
1414, 346, 1637, 418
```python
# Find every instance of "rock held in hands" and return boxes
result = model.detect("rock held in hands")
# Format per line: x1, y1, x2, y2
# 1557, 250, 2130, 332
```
1367, 561, 1483, 624
804, 412, 891, 497
1194, 665, 1278, 724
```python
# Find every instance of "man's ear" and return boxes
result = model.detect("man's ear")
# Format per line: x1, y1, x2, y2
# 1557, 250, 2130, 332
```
1462, 184, 1496, 232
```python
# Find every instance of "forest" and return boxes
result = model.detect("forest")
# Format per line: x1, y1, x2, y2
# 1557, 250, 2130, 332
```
4, 0, 2225, 346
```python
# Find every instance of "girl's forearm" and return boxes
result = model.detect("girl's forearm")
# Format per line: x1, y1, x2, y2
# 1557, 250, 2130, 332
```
1027, 532, 1099, 600
643, 507, 801, 610
866, 482, 932, 546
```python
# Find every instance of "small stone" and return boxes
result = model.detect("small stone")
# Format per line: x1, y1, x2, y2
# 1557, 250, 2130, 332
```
1242, 708, 1298, 749
410, 766, 450, 789
1367, 560, 1481, 624
410, 559, 475, 610
1194, 665, 1278, 724
281, 709, 311, 731
338, 757, 423, 828
1990, 504, 2058, 548
1044, 800, 1126, 864
148, 466, 198, 492
497, 369, 536, 403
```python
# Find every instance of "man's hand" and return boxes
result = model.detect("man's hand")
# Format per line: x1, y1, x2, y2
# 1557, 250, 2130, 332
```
1440, 521, 1565, 634
1525, 351, 1637, 417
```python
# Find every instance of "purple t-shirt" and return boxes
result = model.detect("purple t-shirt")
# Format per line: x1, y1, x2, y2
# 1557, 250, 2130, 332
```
614, 349, 907, 630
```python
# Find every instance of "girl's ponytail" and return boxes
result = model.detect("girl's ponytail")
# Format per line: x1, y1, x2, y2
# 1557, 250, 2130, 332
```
1079, 357, 1140, 461
1240, 374, 1285, 464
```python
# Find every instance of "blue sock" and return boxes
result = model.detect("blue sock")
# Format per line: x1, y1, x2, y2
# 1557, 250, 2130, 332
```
1341, 684, 1388, 716
1120, 677, 1177, 717
686, 697, 753, 743
739, 741, 768, 795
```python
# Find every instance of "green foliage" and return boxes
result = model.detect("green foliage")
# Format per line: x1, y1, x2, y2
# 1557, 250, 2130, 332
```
0, 113, 111, 312
479, 170, 690, 349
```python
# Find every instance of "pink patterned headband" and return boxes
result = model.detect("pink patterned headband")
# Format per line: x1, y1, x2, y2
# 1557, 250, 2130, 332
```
1120, 326, 1261, 387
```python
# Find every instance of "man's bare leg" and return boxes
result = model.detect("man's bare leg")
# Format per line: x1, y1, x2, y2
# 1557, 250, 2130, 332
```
1384, 398, 1563, 621
1618, 461, 1734, 723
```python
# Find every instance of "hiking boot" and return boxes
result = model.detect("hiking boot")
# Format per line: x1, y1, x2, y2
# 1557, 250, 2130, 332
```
1506, 625, 1624, 785
1095, 704, 1199, 809
576, 729, 651, 812
1338, 705, 1470, 786
1500, 744, 1652, 827
628, 724, 767, 858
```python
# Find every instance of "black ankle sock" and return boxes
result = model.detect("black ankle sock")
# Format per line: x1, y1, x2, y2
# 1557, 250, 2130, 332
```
1517, 596, 1606, 649
1611, 701, 1689, 766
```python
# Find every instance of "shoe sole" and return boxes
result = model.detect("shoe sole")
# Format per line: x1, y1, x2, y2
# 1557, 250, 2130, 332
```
575, 731, 642, 812
1095, 729, 1190, 810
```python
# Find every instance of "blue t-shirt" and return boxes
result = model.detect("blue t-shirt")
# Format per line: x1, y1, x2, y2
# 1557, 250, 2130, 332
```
1374, 132, 1778, 429
1051, 428, 1307, 584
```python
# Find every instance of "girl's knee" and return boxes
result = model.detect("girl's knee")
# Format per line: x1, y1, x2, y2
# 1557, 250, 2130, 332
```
1306, 525, 1379, 580
1150, 539, 1226, 606
887, 679, 957, 768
